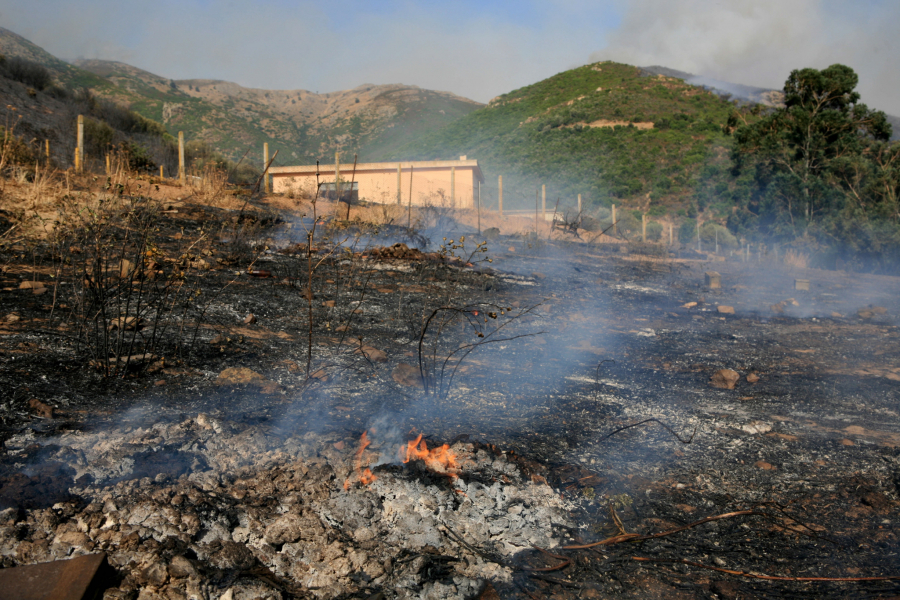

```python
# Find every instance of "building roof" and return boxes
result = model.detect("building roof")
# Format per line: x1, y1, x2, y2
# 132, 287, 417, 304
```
269, 158, 484, 183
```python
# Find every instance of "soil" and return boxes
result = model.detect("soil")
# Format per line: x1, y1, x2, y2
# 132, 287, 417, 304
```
2, 179, 900, 599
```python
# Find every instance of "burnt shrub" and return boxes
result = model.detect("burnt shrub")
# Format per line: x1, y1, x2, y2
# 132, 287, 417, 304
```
0, 56, 53, 90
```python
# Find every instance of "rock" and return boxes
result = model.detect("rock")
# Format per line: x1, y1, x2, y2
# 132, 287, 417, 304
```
4, 312, 21, 323
138, 560, 168, 586
717, 305, 735, 314
264, 514, 303, 545
18, 280, 43, 289
482, 227, 500, 240
217, 367, 266, 385
746, 373, 760, 383
216, 367, 280, 393
119, 259, 134, 279
859, 306, 887, 319
392, 363, 423, 388
531, 272, 545, 280
710, 369, 740, 390
309, 368, 328, 381
243, 314, 257, 325
357, 345, 387, 363
28, 398, 53, 419
681, 302, 697, 308
741, 421, 772, 435
168, 556, 197, 579
323, 300, 336, 308
507, 246, 516, 253
754, 461, 775, 470
109, 316, 145, 331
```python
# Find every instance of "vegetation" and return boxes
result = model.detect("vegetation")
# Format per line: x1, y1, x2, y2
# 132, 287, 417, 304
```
729, 64, 898, 270
388, 62, 741, 211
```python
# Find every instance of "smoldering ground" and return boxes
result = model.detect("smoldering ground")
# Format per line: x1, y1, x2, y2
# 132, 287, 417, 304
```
4, 204, 900, 597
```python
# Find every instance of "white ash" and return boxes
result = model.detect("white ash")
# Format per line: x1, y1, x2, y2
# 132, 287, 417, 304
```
0, 415, 575, 600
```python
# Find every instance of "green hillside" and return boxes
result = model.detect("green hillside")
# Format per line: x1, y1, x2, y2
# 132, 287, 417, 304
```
389, 61, 744, 213
0, 28, 482, 171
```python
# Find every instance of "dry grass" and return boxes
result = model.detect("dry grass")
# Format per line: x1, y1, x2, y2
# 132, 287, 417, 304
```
190, 164, 229, 207
783, 249, 810, 269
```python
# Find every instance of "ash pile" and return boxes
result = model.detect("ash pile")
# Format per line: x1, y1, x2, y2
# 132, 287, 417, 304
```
0, 414, 574, 599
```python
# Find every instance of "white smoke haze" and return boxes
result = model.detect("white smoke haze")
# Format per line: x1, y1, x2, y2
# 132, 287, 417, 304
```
594, 0, 900, 114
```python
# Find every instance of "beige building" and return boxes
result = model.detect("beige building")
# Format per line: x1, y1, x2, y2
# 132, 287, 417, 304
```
269, 157, 485, 208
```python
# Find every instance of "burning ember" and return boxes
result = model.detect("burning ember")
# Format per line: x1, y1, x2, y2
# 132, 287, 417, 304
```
344, 430, 377, 489
344, 430, 461, 489
401, 433, 459, 479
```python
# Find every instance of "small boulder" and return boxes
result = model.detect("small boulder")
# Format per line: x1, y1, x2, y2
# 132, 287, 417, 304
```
717, 305, 735, 314
710, 369, 740, 390
243, 314, 257, 325
746, 373, 760, 384
357, 345, 387, 363
392, 363, 423, 388
483, 227, 500, 240
28, 399, 54, 419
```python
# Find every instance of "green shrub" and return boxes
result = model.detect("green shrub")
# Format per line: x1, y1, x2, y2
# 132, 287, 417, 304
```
646, 220, 663, 241
678, 219, 697, 244
700, 221, 738, 248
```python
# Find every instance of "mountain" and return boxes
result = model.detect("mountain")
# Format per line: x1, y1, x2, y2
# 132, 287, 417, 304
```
387, 61, 743, 212
0, 27, 482, 169
638, 66, 785, 108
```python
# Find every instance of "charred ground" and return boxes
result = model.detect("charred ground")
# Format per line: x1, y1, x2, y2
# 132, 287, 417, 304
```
1, 174, 900, 599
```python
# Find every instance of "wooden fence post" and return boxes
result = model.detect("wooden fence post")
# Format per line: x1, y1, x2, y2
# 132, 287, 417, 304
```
577, 194, 582, 213
396, 164, 402, 204
611, 204, 617, 235
541, 184, 546, 220
477, 179, 481, 234
178, 132, 185, 185
335, 151, 340, 199
407, 165, 414, 229
498, 175, 503, 216
44, 139, 49, 163
263, 143, 270, 194
450, 166, 455, 208
642, 213, 647, 242
76, 115, 84, 172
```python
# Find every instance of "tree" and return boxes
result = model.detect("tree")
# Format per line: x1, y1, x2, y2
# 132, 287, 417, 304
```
732, 64, 890, 237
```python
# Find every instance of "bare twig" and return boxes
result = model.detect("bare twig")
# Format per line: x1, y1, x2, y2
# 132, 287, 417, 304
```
631, 556, 900, 582
600, 417, 696, 444
561, 510, 760, 550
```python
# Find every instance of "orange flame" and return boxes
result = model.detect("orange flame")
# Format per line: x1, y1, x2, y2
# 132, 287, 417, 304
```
344, 430, 378, 489
343, 431, 461, 490
401, 434, 459, 478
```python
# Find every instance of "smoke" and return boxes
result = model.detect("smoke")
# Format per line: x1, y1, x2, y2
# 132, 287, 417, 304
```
593, 0, 900, 115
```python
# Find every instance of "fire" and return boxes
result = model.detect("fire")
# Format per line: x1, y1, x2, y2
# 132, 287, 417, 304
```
344, 431, 461, 489
344, 430, 378, 489
401, 434, 459, 479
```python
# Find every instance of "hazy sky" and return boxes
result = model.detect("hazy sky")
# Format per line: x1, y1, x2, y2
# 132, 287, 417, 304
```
1, 0, 897, 114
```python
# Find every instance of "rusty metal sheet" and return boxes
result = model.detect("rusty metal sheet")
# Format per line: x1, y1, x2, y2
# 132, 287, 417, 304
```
0, 553, 112, 600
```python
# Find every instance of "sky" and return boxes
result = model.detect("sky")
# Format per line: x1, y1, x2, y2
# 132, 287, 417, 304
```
0, 0, 897, 114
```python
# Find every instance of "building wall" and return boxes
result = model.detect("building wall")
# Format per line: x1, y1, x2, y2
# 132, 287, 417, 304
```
272, 164, 481, 208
